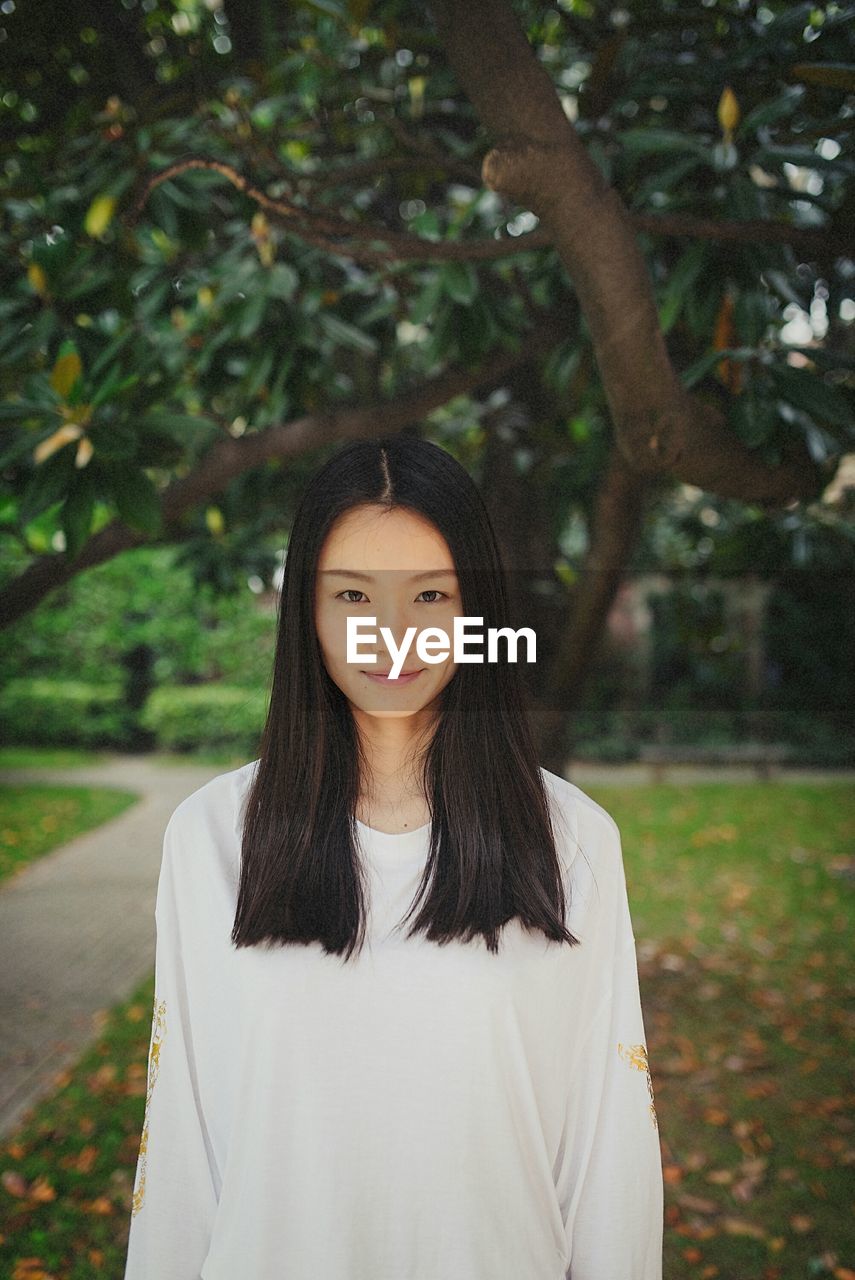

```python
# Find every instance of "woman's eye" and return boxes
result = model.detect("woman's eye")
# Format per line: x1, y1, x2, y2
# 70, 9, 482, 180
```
337, 589, 447, 604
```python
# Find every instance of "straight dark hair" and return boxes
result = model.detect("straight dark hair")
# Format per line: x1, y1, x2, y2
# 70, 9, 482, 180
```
233, 434, 581, 962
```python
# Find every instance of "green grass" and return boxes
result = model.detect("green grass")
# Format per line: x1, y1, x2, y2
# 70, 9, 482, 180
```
0, 745, 249, 771
0, 785, 140, 884
145, 747, 251, 768
589, 782, 855, 1280
0, 973, 156, 1279
0, 779, 852, 1279
0, 747, 107, 770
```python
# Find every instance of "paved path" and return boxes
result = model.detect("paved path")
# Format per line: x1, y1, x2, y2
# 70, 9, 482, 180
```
0, 753, 851, 1142
0, 755, 223, 1141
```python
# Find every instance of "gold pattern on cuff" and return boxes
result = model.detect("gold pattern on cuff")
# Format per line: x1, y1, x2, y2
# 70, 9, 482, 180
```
617, 1040, 658, 1130
131, 995, 167, 1216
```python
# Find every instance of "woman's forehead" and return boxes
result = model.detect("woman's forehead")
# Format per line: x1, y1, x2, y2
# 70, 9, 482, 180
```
318, 505, 456, 574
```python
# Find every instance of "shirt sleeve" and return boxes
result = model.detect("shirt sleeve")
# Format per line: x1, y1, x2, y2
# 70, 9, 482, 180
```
123, 812, 219, 1280
560, 817, 664, 1280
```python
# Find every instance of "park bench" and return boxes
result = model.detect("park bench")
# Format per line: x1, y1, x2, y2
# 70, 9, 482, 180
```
637, 741, 793, 782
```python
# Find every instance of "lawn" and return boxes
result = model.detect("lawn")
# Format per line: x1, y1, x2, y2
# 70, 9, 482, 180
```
0, 778, 852, 1280
0, 784, 140, 885
600, 782, 855, 1280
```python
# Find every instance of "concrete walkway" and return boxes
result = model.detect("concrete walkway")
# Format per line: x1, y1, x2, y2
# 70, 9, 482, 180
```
0, 753, 852, 1142
0, 755, 224, 1141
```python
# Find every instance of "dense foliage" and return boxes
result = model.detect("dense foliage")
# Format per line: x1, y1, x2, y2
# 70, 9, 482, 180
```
0, 0, 852, 586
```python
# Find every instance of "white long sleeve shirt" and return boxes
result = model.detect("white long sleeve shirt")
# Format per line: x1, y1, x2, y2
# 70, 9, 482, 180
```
123, 760, 663, 1280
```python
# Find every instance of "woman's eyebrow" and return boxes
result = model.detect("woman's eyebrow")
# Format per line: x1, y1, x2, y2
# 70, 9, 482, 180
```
320, 570, 458, 581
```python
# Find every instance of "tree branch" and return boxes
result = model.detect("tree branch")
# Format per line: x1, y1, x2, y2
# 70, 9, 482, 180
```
426, 0, 824, 505
132, 156, 849, 267
0, 316, 565, 626
533, 444, 660, 771
306, 152, 483, 194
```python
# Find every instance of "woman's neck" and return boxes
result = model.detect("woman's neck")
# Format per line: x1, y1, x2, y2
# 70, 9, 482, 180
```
352, 705, 435, 832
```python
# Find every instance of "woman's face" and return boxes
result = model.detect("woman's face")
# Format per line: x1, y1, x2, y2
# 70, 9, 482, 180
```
314, 504, 461, 720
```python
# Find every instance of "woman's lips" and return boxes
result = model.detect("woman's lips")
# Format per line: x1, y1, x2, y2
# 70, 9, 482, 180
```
361, 668, 424, 684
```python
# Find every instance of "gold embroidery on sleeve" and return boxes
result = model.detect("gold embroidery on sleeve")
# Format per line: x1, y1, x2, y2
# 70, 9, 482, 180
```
617, 1040, 658, 1130
131, 995, 167, 1216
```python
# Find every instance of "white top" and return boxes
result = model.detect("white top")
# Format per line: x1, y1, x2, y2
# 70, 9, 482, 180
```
123, 760, 663, 1280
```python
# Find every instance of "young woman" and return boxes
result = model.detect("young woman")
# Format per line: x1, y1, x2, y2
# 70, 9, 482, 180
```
123, 434, 664, 1280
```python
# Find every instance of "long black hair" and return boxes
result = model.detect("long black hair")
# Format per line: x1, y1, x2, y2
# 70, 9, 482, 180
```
233, 434, 581, 961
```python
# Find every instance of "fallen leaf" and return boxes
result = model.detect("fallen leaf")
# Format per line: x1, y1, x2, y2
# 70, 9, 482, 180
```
722, 1215, 766, 1239
1, 1169, 28, 1197
676, 1193, 719, 1214
28, 1176, 55, 1203
12, 1260, 53, 1280
75, 1145, 98, 1174
86, 1196, 114, 1215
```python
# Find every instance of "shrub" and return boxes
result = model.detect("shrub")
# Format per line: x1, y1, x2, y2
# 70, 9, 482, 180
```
139, 684, 268, 753
0, 679, 136, 748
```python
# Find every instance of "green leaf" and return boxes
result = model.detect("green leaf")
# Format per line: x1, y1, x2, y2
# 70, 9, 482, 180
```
680, 347, 755, 389
0, 426, 53, 469
631, 154, 705, 208
245, 348, 275, 399
19, 448, 76, 527
66, 269, 117, 302
0, 401, 51, 422
440, 262, 478, 306
90, 365, 140, 409
61, 476, 97, 560
410, 275, 443, 326
740, 87, 804, 133
734, 292, 771, 346
236, 292, 268, 340
86, 420, 139, 461
617, 128, 709, 157
358, 294, 398, 327
89, 330, 136, 382
770, 365, 853, 430
141, 412, 209, 441
409, 208, 442, 240
659, 242, 707, 335
106, 465, 163, 537
317, 311, 379, 354
267, 264, 299, 301
265, 355, 293, 422
543, 341, 580, 396
731, 387, 778, 447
